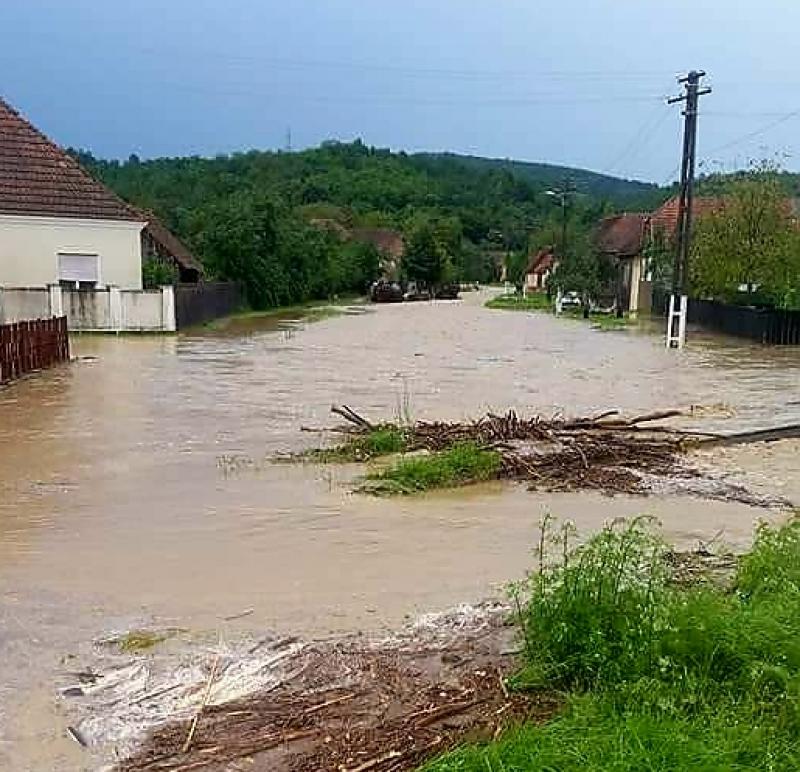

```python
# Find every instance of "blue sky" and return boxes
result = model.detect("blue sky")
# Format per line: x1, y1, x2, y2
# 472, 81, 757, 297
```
2, 0, 799, 182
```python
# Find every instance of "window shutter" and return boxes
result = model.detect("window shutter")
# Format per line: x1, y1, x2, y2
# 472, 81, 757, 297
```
58, 253, 99, 283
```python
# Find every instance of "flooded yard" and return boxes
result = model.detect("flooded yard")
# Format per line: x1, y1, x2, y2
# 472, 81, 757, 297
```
1, 290, 799, 770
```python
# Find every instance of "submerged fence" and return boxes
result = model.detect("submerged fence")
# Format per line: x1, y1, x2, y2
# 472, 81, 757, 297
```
652, 290, 800, 345
174, 282, 242, 330
0, 317, 69, 384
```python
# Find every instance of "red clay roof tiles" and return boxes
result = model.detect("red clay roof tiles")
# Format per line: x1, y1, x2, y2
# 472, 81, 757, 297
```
0, 98, 140, 221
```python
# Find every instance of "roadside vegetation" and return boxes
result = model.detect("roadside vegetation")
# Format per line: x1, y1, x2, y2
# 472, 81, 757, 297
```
691, 165, 800, 310
203, 295, 361, 331
485, 293, 553, 312
486, 292, 635, 329
423, 515, 800, 771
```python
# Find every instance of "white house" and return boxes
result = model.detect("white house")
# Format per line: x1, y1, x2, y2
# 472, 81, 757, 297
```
0, 98, 204, 331
0, 97, 148, 291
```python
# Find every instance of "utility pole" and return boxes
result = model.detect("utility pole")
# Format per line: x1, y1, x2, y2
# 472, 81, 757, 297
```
665, 70, 711, 348
545, 178, 575, 261
545, 179, 576, 315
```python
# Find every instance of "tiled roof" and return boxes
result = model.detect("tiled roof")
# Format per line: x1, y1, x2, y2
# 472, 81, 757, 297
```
525, 247, 556, 275
650, 196, 726, 233
0, 97, 140, 221
595, 213, 649, 257
139, 210, 203, 274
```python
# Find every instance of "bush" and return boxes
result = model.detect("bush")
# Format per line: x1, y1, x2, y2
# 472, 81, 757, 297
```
426, 516, 800, 771
514, 516, 670, 690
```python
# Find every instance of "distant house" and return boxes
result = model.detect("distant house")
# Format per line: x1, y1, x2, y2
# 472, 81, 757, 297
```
595, 197, 726, 314
351, 228, 405, 279
523, 247, 556, 294
0, 97, 200, 291
595, 213, 651, 314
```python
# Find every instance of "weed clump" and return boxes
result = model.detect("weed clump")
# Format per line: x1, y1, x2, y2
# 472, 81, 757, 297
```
364, 442, 502, 495
305, 426, 410, 462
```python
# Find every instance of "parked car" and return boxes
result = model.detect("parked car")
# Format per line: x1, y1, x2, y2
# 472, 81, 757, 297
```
434, 283, 461, 300
370, 280, 404, 303
561, 291, 582, 307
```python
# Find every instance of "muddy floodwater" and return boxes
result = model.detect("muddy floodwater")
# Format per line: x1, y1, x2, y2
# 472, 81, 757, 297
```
1, 290, 799, 769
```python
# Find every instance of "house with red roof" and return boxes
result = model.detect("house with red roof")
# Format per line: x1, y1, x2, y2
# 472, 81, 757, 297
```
523, 247, 556, 294
595, 196, 726, 315
0, 98, 200, 293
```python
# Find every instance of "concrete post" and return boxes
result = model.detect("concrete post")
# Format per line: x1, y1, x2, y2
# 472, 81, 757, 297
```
108, 285, 122, 333
48, 284, 64, 319
161, 285, 177, 332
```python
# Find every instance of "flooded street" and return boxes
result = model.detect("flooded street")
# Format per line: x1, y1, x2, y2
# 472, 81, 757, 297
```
1, 290, 799, 770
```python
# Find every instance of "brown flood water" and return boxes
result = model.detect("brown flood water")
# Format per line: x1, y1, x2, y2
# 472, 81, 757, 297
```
1, 290, 799, 769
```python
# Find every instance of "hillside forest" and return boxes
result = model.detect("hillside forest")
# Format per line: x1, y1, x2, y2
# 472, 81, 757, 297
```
72, 141, 661, 308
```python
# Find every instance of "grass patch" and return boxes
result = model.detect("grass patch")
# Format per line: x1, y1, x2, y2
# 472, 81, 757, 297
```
364, 442, 502, 495
204, 295, 362, 331
117, 629, 170, 653
424, 516, 800, 771
305, 426, 410, 463
485, 293, 552, 312
486, 293, 636, 330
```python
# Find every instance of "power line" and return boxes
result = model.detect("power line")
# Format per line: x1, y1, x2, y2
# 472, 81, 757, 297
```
148, 80, 668, 107
602, 103, 673, 177
130, 46, 675, 83
701, 108, 800, 157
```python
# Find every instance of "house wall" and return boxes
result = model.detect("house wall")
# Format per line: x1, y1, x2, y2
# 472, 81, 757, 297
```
0, 214, 145, 290
524, 270, 550, 294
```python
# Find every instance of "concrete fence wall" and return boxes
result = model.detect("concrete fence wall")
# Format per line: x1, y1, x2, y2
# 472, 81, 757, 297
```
0, 285, 176, 332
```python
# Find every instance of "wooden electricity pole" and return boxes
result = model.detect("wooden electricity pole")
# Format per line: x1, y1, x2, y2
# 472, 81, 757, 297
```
666, 70, 711, 348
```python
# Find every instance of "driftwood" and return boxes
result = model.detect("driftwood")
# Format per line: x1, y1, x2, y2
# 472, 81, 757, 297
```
182, 655, 220, 753
331, 404, 375, 431
699, 424, 800, 447
321, 407, 800, 496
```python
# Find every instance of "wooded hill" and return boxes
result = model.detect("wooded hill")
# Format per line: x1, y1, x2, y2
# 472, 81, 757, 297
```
72, 140, 669, 308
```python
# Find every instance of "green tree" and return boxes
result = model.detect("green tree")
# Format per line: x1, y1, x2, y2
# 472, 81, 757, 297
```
549, 233, 615, 315
691, 170, 800, 309
403, 215, 462, 290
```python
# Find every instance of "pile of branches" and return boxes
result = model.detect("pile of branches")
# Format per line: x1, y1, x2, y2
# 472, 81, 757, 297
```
118, 609, 560, 772
331, 406, 703, 495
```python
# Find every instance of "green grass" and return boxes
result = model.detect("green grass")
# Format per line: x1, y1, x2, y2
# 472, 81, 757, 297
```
486, 293, 636, 330
117, 629, 170, 653
485, 293, 553, 312
204, 295, 362, 330
423, 516, 800, 771
364, 442, 502, 495
305, 426, 410, 463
